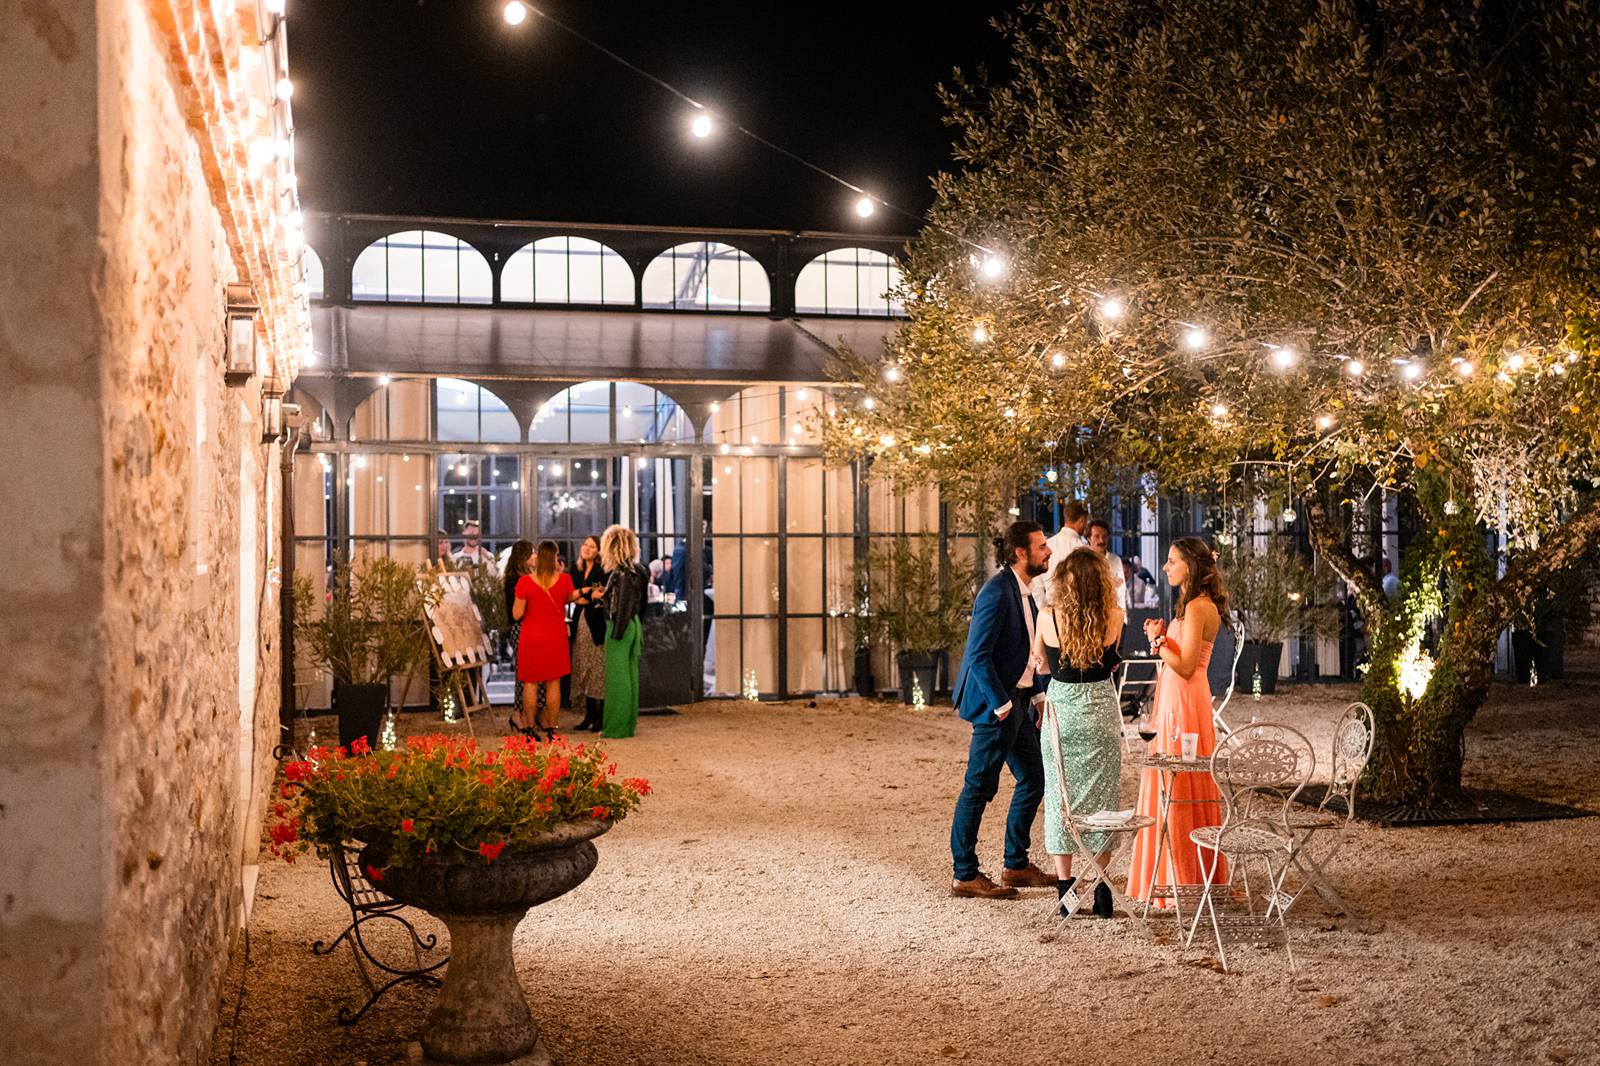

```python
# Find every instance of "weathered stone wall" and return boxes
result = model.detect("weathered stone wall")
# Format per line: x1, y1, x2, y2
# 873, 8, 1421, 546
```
0, 1, 107, 1059
0, 1, 283, 1062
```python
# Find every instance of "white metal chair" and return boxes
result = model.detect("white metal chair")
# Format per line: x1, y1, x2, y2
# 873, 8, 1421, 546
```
1284, 701, 1374, 917
1184, 723, 1315, 971
1210, 618, 1246, 737
1115, 654, 1162, 752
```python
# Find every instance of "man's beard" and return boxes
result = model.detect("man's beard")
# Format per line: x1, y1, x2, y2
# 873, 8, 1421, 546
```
1026, 560, 1048, 577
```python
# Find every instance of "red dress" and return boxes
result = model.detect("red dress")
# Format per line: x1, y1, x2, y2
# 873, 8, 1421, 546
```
515, 572, 574, 683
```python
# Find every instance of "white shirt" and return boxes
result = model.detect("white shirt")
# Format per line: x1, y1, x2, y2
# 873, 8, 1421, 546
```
451, 545, 498, 574
1102, 550, 1129, 611
1030, 525, 1086, 612
996, 571, 1043, 719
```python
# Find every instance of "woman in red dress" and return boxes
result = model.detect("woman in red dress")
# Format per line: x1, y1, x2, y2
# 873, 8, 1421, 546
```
513, 540, 582, 739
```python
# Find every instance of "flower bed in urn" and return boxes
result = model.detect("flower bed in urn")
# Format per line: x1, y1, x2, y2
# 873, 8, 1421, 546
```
269, 732, 651, 880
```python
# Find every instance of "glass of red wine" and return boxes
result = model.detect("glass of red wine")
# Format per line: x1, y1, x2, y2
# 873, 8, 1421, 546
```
1136, 709, 1157, 744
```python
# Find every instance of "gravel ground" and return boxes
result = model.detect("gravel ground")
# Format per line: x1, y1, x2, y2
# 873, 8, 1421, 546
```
210, 672, 1600, 1066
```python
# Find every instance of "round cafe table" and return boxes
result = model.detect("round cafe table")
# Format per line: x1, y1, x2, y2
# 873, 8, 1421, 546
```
1135, 751, 1223, 929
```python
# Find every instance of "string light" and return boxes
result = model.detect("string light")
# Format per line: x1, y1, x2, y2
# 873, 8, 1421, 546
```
1050, 351, 1067, 370
1316, 414, 1334, 430
1182, 325, 1208, 351
1099, 296, 1125, 321
862, 396, 877, 411
1269, 345, 1298, 370
980, 256, 1006, 280
1506, 352, 1526, 372
1456, 359, 1475, 377
855, 196, 875, 218
275, 77, 294, 102
883, 364, 903, 383
1002, 406, 1016, 419
1211, 403, 1229, 419
1345, 358, 1365, 377
690, 112, 714, 139
503, 1, 529, 25
1401, 361, 1424, 381
878, 434, 896, 448
972, 324, 989, 344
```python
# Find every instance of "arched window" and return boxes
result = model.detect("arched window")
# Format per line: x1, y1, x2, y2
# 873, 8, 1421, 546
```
302, 248, 325, 300
794, 248, 904, 317
501, 236, 634, 305
641, 241, 771, 312
434, 379, 520, 443
529, 381, 694, 445
350, 230, 493, 305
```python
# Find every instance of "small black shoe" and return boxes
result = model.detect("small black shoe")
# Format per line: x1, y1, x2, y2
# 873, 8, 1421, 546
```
1093, 881, 1114, 918
1055, 877, 1077, 918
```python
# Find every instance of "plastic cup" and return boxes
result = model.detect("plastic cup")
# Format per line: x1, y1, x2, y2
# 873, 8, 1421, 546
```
1180, 732, 1199, 761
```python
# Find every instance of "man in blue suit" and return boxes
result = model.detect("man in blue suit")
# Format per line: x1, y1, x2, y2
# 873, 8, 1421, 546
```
949, 521, 1056, 899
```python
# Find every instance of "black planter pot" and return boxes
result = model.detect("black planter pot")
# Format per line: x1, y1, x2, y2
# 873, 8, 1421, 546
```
1235, 641, 1284, 696
1512, 619, 1566, 683
854, 647, 876, 698
333, 681, 387, 751
896, 650, 939, 705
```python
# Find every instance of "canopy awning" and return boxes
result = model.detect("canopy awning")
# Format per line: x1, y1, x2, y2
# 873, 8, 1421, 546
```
306, 304, 898, 385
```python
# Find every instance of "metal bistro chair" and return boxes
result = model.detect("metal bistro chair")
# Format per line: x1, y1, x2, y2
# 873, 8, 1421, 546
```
1184, 723, 1315, 971
1284, 701, 1375, 918
311, 843, 448, 1024
1209, 618, 1246, 738
1115, 654, 1162, 753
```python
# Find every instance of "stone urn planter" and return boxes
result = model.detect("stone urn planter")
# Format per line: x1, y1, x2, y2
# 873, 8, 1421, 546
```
362, 818, 611, 1065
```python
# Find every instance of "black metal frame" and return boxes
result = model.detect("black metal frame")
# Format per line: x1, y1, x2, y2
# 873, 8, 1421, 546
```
311, 843, 448, 1025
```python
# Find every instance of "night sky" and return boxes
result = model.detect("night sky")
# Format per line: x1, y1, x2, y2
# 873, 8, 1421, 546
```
288, 1, 1017, 233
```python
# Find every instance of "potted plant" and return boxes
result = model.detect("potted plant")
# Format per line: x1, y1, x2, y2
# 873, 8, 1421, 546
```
270, 733, 650, 1064
859, 537, 976, 704
1219, 539, 1339, 694
294, 555, 440, 751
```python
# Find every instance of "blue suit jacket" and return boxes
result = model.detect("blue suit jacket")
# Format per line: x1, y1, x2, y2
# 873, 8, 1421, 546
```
953, 568, 1044, 723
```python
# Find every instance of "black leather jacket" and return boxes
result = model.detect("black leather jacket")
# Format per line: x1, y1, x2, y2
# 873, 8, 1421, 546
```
604, 562, 651, 640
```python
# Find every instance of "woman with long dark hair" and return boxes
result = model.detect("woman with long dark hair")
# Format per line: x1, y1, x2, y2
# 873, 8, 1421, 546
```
1126, 536, 1230, 905
513, 539, 582, 739
568, 535, 608, 732
502, 539, 535, 734
1032, 547, 1125, 918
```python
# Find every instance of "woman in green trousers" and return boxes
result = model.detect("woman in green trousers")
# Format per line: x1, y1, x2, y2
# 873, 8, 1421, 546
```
599, 524, 650, 738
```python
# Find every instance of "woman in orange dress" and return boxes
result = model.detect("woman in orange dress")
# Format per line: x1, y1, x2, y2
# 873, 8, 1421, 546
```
1126, 536, 1229, 905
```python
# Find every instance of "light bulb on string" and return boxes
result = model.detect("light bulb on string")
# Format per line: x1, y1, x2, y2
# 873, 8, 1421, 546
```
1506, 352, 1526, 372
1281, 506, 1298, 524
1269, 345, 1298, 370
1002, 406, 1016, 419
503, 1, 529, 26
854, 196, 875, 219
690, 112, 714, 139
1211, 403, 1229, 419
1456, 359, 1475, 377
1049, 351, 1066, 370
1045, 468, 1058, 483
1181, 325, 1208, 351
1098, 296, 1125, 322
1316, 414, 1334, 431
275, 78, 294, 102
862, 396, 877, 411
878, 434, 896, 449
979, 255, 1005, 280
1401, 361, 1423, 381
883, 364, 903, 383
1345, 358, 1365, 377
972, 324, 989, 344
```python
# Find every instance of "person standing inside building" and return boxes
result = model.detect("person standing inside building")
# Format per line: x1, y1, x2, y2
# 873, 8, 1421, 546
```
501, 540, 534, 734
600, 525, 651, 739
513, 540, 581, 739
1032, 500, 1090, 611
1086, 519, 1129, 611
949, 521, 1055, 900
452, 520, 497, 572
569, 535, 608, 732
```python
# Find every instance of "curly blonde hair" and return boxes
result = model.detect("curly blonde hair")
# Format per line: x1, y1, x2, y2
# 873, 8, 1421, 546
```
1051, 548, 1118, 670
599, 524, 639, 572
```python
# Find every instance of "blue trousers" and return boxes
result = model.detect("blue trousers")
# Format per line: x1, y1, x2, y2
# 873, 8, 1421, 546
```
950, 687, 1046, 880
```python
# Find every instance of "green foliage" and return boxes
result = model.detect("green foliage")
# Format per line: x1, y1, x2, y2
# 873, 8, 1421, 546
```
269, 734, 650, 871
1219, 539, 1341, 645
293, 554, 440, 687
857, 536, 978, 654
465, 562, 507, 634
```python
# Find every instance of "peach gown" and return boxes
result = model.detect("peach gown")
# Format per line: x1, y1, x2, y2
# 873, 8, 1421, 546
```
1126, 615, 1228, 904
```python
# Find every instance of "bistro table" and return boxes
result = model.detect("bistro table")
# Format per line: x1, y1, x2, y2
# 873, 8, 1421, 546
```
1136, 751, 1228, 928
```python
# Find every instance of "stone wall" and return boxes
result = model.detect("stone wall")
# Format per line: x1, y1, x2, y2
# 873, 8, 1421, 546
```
0, 1, 283, 1062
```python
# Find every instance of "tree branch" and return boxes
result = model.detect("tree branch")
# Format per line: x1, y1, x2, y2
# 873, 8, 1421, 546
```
1484, 493, 1600, 622
1307, 498, 1387, 625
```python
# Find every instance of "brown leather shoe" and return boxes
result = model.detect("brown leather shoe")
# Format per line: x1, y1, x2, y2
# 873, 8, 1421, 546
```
951, 873, 1020, 900
1000, 863, 1055, 889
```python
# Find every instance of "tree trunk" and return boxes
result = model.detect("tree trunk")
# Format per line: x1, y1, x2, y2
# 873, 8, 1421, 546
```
1356, 471, 1497, 806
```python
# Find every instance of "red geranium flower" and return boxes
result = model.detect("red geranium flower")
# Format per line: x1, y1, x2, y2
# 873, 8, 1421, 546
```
401, 819, 414, 834
590, 805, 610, 819
350, 736, 372, 756
366, 864, 385, 882
478, 840, 505, 863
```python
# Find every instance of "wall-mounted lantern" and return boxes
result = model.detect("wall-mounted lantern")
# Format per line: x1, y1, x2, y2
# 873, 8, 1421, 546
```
224, 282, 260, 385
261, 381, 286, 443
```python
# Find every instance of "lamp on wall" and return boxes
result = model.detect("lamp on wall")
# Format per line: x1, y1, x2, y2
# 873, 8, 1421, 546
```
261, 375, 288, 443
224, 282, 260, 385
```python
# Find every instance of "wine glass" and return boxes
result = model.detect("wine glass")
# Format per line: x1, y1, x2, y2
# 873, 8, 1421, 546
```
1136, 708, 1157, 745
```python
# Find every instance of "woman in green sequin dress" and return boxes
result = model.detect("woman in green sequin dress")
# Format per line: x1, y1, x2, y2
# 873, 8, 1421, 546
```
1031, 547, 1125, 918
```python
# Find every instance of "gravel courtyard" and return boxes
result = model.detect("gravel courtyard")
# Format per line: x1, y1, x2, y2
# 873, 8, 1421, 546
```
211, 674, 1600, 1066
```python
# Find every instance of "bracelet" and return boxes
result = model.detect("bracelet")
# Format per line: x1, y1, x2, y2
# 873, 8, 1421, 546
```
1150, 635, 1167, 653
